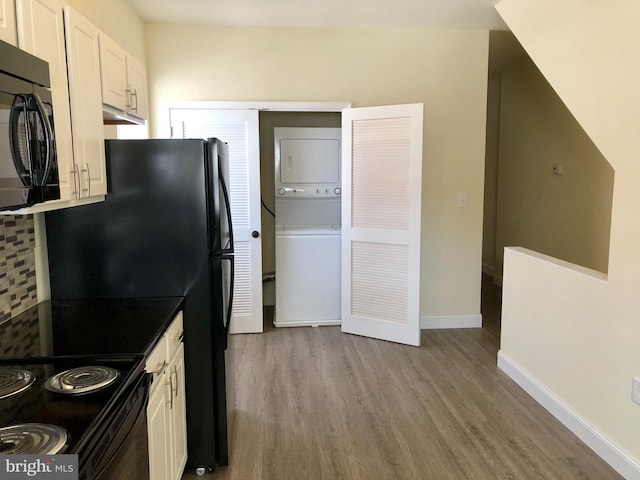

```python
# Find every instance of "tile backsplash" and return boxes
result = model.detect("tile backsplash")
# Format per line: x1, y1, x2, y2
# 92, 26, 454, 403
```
0, 215, 38, 322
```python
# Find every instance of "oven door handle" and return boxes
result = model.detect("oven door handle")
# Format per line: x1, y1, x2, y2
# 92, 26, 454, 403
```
92, 375, 150, 480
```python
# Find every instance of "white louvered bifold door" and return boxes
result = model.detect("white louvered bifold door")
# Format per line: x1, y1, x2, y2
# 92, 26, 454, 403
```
341, 104, 423, 346
169, 108, 263, 334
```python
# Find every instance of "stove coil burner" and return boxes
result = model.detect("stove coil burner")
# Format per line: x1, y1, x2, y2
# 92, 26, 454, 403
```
45, 366, 120, 395
0, 369, 36, 400
0, 423, 68, 455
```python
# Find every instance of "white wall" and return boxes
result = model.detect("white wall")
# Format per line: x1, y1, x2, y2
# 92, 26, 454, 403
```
497, 0, 640, 472
144, 25, 490, 321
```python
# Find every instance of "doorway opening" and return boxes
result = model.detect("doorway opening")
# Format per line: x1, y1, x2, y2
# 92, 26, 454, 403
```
258, 111, 342, 329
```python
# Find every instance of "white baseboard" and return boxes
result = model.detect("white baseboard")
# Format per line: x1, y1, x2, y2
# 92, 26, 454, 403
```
420, 314, 482, 330
274, 320, 341, 328
497, 351, 640, 480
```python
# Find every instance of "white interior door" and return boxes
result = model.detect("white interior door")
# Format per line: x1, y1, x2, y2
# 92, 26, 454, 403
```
341, 104, 423, 346
170, 108, 263, 334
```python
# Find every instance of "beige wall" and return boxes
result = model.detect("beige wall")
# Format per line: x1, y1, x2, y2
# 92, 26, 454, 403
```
65, 0, 145, 61
497, 0, 640, 468
495, 56, 614, 275
145, 24, 489, 320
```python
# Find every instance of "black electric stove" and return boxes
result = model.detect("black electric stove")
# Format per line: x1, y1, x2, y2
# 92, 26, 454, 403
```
0, 357, 142, 455
0, 297, 183, 477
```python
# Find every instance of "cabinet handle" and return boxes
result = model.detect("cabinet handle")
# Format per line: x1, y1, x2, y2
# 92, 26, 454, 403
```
149, 360, 167, 375
131, 89, 138, 113
166, 373, 174, 409
76, 163, 82, 199
80, 163, 91, 196
174, 331, 184, 343
86, 163, 91, 197
172, 365, 178, 397
70, 164, 79, 198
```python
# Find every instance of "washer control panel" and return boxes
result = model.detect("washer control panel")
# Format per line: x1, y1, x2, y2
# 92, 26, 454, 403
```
276, 185, 342, 197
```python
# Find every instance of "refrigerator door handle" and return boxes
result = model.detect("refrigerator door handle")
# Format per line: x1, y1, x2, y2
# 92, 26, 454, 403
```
219, 161, 234, 254
221, 253, 234, 350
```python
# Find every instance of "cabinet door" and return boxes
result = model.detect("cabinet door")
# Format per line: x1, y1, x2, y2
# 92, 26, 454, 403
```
126, 55, 148, 120
169, 345, 187, 480
0, 0, 17, 45
17, 0, 75, 201
63, 6, 106, 198
147, 375, 172, 480
99, 33, 128, 112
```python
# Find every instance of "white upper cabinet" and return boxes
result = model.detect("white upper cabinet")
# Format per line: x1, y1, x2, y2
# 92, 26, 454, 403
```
64, 6, 106, 198
0, 0, 17, 45
126, 54, 148, 120
99, 33, 128, 112
6, 1, 146, 214
16, 0, 74, 202
99, 32, 148, 124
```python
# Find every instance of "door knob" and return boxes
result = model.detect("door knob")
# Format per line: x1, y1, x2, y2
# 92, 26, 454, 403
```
252, 231, 260, 238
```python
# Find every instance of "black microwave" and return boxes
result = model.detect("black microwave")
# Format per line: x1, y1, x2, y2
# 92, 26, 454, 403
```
0, 39, 60, 211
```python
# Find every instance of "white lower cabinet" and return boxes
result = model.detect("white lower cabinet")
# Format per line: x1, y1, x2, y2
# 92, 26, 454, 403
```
145, 312, 187, 480
147, 373, 172, 480
168, 344, 187, 479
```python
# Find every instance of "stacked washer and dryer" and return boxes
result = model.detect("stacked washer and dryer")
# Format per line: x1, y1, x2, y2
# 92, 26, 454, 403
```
274, 127, 342, 327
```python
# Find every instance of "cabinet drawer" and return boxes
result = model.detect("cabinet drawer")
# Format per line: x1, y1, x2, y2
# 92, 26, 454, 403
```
166, 312, 184, 360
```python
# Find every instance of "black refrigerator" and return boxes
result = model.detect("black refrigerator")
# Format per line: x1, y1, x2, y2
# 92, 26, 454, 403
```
45, 138, 235, 473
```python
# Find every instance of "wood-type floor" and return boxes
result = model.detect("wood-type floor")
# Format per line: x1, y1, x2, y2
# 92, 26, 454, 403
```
182, 278, 620, 479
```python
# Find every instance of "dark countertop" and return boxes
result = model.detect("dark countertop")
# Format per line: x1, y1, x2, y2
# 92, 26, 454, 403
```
0, 296, 184, 361
0, 296, 184, 465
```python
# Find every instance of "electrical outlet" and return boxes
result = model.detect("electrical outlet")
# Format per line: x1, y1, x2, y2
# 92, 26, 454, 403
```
457, 193, 467, 208
632, 377, 640, 405
552, 164, 565, 175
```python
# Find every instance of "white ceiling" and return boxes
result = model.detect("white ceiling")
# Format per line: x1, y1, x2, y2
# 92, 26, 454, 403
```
125, 0, 508, 30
